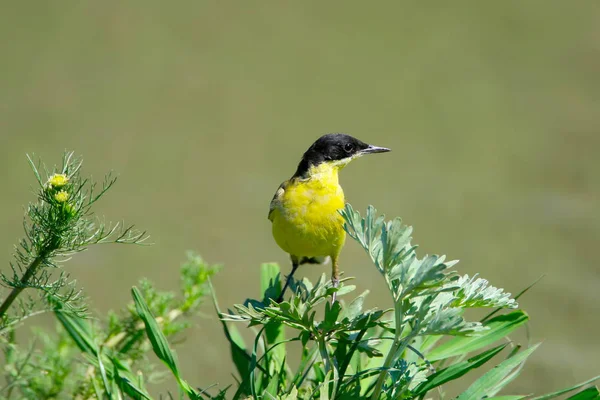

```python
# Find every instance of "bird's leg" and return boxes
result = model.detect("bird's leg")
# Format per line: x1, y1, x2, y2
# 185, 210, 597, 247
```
277, 258, 299, 303
331, 257, 340, 304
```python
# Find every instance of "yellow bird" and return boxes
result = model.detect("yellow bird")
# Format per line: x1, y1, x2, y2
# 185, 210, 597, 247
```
268, 133, 390, 302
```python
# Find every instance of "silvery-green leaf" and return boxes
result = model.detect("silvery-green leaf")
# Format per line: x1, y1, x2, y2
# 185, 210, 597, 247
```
451, 274, 518, 309
421, 307, 486, 336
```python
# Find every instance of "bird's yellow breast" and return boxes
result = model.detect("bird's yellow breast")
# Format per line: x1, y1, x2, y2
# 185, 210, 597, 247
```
270, 162, 346, 259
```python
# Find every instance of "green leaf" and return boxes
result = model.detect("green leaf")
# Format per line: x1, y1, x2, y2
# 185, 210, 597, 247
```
209, 278, 252, 382
261, 263, 286, 368
531, 376, 600, 400
340, 204, 386, 267
293, 345, 318, 389
319, 370, 332, 400
321, 300, 342, 331
282, 386, 299, 400
413, 344, 507, 395
132, 286, 198, 399
313, 361, 326, 384
428, 310, 528, 361
418, 334, 443, 353
261, 262, 282, 303
97, 348, 112, 396
422, 306, 486, 336
566, 387, 600, 400
400, 254, 449, 297
57, 308, 154, 399
55, 310, 98, 356
132, 286, 179, 376
342, 291, 368, 321
111, 357, 152, 400
486, 396, 528, 400
248, 329, 260, 399
456, 344, 540, 400
326, 282, 356, 300
380, 217, 414, 272
264, 354, 287, 398
451, 274, 517, 309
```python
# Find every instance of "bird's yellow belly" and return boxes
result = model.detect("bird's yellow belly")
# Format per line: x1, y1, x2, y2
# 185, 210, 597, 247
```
271, 183, 346, 259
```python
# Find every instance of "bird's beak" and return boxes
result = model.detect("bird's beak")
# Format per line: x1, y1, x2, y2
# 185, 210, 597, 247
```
359, 145, 391, 155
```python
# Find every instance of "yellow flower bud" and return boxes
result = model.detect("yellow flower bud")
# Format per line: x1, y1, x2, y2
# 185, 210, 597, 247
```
64, 203, 77, 217
47, 173, 69, 189
54, 190, 69, 203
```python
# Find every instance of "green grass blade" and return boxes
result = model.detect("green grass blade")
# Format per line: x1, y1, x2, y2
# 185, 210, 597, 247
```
456, 344, 540, 400
414, 344, 507, 395
486, 396, 528, 400
111, 357, 152, 400
282, 386, 299, 400
132, 286, 179, 376
229, 323, 253, 378
91, 374, 104, 399
337, 327, 368, 384
249, 326, 267, 399
531, 376, 600, 400
264, 354, 287, 398
292, 345, 318, 389
428, 310, 528, 361
57, 310, 155, 399
97, 348, 112, 398
208, 277, 257, 395
566, 387, 600, 400
132, 286, 198, 399
261, 262, 282, 303
55, 310, 99, 356
261, 263, 286, 368
257, 338, 299, 368
419, 334, 443, 354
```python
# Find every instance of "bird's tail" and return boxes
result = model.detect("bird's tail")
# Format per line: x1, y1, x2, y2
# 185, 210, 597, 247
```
298, 256, 331, 265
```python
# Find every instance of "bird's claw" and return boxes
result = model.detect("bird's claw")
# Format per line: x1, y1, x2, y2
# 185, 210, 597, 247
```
331, 277, 340, 304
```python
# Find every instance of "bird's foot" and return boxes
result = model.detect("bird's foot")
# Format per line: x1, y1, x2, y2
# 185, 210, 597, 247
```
331, 277, 340, 304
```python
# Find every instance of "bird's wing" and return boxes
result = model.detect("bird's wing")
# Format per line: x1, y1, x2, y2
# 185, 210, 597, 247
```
268, 181, 288, 221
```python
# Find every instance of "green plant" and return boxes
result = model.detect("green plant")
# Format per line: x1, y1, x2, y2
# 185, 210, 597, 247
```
1, 153, 598, 399
0, 152, 147, 331
208, 205, 600, 400
2, 251, 218, 399
0, 153, 216, 399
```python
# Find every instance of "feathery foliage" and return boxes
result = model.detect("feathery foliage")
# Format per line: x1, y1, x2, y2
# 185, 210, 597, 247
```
1, 153, 598, 399
0, 152, 147, 331
208, 205, 599, 400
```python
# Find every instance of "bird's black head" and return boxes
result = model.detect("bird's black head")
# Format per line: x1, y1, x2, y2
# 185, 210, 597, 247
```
293, 133, 390, 178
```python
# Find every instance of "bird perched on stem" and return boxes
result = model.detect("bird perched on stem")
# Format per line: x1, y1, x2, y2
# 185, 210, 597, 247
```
268, 133, 390, 303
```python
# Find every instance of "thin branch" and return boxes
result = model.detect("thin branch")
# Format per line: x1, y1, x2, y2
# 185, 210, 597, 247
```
0, 253, 47, 318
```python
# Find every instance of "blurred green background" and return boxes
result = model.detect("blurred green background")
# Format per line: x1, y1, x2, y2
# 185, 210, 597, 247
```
1, 1, 599, 395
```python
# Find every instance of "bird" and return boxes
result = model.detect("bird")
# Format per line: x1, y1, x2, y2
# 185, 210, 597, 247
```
268, 133, 390, 303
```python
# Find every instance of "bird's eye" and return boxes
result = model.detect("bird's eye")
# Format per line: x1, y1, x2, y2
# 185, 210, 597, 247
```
344, 143, 354, 153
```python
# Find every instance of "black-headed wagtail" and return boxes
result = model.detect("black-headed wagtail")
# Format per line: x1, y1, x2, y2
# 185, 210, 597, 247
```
268, 133, 390, 302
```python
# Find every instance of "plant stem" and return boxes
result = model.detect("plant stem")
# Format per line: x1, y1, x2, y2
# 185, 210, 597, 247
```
318, 336, 333, 375
0, 255, 45, 319
338, 328, 368, 380
370, 295, 405, 399
318, 336, 338, 398
371, 340, 400, 398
